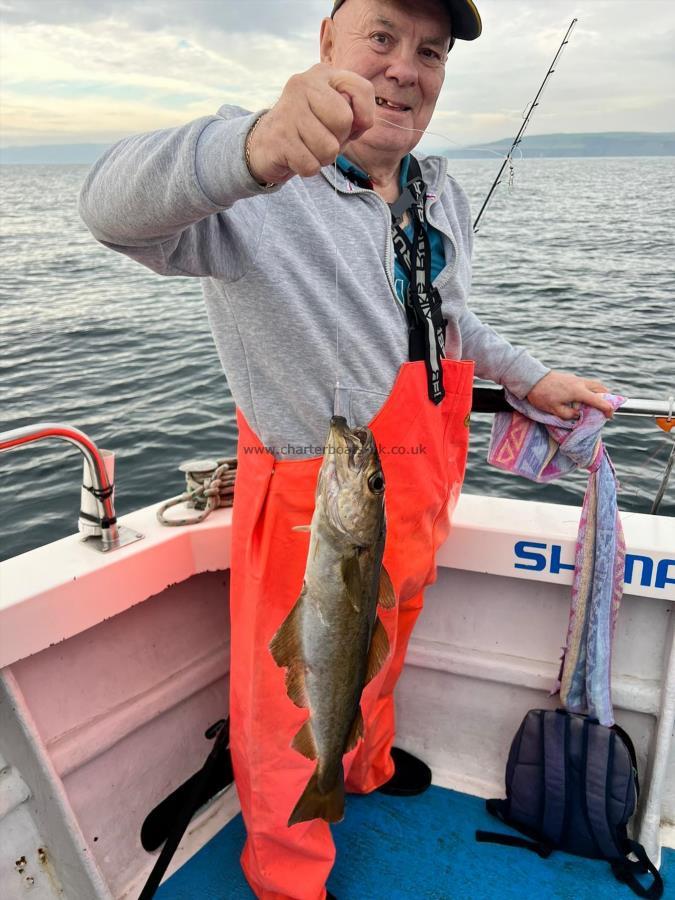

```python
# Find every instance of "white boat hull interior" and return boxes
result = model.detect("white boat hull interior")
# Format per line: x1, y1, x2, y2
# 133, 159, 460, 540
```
1, 493, 673, 899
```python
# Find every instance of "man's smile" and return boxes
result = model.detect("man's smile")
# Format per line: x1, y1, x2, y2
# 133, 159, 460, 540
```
375, 96, 412, 112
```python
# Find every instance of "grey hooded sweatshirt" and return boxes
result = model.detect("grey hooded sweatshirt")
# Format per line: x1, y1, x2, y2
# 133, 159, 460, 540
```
79, 105, 549, 455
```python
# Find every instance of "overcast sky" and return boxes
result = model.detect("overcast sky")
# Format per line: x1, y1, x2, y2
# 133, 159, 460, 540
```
1, 0, 674, 151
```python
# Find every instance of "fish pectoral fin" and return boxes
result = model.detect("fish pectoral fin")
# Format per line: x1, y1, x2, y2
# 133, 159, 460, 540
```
365, 617, 390, 685
285, 664, 310, 708
269, 590, 306, 669
341, 554, 362, 613
377, 565, 396, 609
269, 592, 310, 708
291, 719, 318, 760
291, 524, 311, 532
288, 766, 345, 827
344, 707, 364, 753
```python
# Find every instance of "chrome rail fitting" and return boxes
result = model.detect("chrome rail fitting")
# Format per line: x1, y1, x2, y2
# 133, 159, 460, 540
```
0, 423, 143, 552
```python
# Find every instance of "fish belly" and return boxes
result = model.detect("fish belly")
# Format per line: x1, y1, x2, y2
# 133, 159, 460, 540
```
302, 567, 372, 791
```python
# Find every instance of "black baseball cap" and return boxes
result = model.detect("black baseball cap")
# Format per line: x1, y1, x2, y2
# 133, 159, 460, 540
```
331, 0, 482, 42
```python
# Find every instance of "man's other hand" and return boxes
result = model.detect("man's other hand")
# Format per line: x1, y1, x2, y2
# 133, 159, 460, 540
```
246, 64, 376, 185
526, 371, 615, 420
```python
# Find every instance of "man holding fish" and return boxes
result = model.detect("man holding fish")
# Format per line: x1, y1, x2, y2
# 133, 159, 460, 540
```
80, 0, 614, 896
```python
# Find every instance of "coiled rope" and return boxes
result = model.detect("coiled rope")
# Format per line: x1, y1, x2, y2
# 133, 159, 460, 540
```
157, 457, 237, 526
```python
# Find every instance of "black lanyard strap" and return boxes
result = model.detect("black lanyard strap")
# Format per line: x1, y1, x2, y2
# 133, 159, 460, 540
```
390, 156, 446, 404
335, 155, 447, 405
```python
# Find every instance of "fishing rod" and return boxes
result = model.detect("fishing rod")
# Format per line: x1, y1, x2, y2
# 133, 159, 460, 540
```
651, 441, 674, 514
473, 18, 578, 233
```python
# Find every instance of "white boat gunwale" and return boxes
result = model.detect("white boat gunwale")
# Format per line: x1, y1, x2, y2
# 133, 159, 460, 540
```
1, 493, 673, 671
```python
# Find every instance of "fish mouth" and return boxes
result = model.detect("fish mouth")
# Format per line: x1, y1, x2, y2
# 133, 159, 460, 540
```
322, 418, 383, 545
328, 418, 374, 468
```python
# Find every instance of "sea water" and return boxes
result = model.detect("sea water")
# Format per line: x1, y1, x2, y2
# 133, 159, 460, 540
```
0, 157, 673, 561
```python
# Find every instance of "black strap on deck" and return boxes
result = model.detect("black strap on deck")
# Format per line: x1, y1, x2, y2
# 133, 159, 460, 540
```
611, 839, 664, 900
137, 718, 231, 900
476, 798, 554, 859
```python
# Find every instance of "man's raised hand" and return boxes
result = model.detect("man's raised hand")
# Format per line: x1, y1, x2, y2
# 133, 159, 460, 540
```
246, 64, 376, 185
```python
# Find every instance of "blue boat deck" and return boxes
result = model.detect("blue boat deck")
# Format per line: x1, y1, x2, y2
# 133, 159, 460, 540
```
156, 786, 673, 899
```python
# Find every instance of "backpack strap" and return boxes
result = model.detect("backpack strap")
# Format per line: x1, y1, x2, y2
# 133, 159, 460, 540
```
475, 829, 553, 859
541, 710, 568, 845
612, 721, 640, 797
582, 721, 663, 898
611, 839, 664, 899
476, 798, 553, 859
583, 721, 623, 859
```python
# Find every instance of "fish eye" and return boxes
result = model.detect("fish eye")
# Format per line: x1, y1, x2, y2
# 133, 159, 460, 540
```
368, 471, 385, 494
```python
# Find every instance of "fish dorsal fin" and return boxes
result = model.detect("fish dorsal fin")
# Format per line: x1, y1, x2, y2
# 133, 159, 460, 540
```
269, 589, 305, 669
344, 706, 364, 753
341, 554, 362, 613
292, 524, 311, 533
292, 719, 318, 760
377, 565, 396, 609
365, 618, 390, 684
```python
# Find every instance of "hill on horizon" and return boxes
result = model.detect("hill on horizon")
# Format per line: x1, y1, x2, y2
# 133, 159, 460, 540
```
439, 131, 675, 159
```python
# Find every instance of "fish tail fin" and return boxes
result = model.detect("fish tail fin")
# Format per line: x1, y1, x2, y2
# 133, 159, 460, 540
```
288, 765, 345, 827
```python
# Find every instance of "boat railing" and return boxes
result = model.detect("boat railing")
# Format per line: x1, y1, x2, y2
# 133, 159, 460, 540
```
471, 386, 675, 419
472, 387, 674, 514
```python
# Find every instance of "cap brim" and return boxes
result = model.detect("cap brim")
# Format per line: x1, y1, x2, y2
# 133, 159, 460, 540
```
445, 0, 482, 40
332, 1, 482, 42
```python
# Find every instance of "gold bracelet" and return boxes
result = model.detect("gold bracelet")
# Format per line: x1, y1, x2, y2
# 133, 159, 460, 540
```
245, 112, 277, 189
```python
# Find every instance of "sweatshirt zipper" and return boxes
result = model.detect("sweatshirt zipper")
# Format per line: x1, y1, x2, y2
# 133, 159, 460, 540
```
425, 156, 460, 289
320, 173, 404, 321
320, 157, 457, 313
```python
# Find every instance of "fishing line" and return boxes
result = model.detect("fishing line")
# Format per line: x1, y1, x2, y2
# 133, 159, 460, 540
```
375, 115, 524, 205
333, 160, 342, 418
374, 116, 509, 161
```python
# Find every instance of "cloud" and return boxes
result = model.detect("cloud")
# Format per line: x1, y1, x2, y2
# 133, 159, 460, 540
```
1, 0, 674, 148
1, 0, 327, 35
0, 17, 318, 144
430, 0, 675, 145
3, 0, 330, 35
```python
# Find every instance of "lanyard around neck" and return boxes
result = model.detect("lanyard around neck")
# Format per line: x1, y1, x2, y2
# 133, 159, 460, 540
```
390, 156, 446, 405
335, 155, 447, 405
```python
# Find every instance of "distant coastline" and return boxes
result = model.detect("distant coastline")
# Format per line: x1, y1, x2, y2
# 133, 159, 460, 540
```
1, 132, 674, 165
440, 131, 675, 159
0, 143, 112, 165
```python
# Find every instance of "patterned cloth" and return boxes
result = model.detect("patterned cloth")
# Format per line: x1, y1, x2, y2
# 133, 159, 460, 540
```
488, 391, 626, 726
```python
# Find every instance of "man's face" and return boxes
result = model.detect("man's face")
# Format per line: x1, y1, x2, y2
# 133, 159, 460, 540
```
320, 0, 452, 157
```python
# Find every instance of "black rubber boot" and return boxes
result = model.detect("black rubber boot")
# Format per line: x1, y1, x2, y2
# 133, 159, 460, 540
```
376, 746, 432, 796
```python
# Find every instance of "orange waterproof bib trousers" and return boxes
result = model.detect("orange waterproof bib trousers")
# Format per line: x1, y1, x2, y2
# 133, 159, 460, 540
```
229, 359, 474, 899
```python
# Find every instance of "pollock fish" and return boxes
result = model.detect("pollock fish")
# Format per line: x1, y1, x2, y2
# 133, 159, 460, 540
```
269, 415, 396, 827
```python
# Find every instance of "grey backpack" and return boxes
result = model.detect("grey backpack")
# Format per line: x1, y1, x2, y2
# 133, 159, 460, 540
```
476, 709, 663, 899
